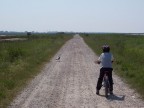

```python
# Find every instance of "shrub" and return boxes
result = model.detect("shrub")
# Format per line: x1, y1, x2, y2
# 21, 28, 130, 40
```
8, 48, 24, 62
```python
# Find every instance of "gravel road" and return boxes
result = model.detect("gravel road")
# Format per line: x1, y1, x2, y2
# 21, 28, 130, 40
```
9, 35, 144, 108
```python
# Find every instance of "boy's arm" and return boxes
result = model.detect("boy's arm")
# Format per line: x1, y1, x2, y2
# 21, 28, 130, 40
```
97, 60, 101, 64
111, 54, 114, 63
94, 60, 101, 64
95, 55, 101, 64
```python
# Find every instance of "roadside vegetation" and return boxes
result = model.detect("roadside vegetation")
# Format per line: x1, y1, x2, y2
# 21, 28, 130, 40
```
0, 34, 72, 108
82, 34, 144, 98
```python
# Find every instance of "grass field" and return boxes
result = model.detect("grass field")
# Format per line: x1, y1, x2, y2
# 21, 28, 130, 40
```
0, 34, 72, 108
82, 34, 144, 98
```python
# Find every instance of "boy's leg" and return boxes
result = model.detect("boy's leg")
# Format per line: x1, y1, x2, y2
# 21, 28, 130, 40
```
96, 68, 105, 93
108, 68, 113, 94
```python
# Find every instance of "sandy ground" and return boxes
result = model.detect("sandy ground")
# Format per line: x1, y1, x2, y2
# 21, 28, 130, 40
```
9, 35, 144, 108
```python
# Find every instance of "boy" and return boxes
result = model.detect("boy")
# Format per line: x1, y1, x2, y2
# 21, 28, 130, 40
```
96, 45, 114, 95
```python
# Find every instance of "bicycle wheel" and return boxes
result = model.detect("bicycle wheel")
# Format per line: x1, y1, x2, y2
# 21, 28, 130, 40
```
104, 80, 109, 98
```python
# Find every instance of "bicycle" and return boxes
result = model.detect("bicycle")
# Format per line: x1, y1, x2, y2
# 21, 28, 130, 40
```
103, 71, 110, 98
95, 60, 113, 97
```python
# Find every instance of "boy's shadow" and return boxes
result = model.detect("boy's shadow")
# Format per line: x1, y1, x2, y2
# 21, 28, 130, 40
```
107, 94, 125, 101
99, 94, 125, 101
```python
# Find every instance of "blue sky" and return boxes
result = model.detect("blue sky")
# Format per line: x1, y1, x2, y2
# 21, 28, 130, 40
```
0, 0, 144, 33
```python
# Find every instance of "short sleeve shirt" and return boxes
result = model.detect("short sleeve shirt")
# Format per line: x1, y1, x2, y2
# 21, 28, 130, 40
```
98, 52, 114, 68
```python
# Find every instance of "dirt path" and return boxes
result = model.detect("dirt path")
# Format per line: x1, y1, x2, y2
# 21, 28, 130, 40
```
9, 35, 144, 108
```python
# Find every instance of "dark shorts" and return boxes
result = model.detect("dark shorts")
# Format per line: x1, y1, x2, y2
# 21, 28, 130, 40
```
96, 67, 113, 91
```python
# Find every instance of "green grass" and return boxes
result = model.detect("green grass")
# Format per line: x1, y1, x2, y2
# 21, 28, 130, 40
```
82, 33, 144, 98
0, 34, 72, 108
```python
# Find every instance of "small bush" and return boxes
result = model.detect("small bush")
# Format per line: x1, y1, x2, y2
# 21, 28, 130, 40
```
4, 80, 15, 90
0, 92, 6, 101
8, 48, 24, 62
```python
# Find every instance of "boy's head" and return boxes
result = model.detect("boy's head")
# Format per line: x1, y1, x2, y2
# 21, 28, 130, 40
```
102, 45, 110, 52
